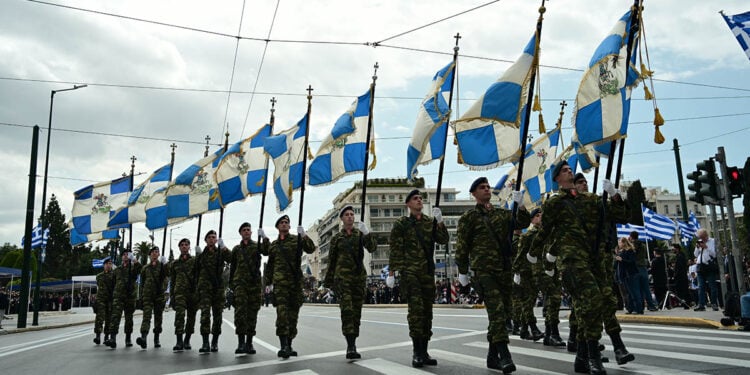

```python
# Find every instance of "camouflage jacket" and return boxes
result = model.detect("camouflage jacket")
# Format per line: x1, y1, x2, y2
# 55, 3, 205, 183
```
388, 213, 449, 276
324, 228, 377, 286
195, 246, 231, 291
513, 224, 539, 275
140, 261, 169, 300
112, 261, 142, 299
230, 239, 269, 287
264, 234, 316, 287
96, 270, 114, 303
170, 254, 196, 297
456, 203, 530, 274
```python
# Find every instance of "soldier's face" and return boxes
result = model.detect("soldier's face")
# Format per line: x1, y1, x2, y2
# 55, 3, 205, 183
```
341, 210, 355, 226
406, 194, 423, 212
472, 182, 492, 202
574, 178, 588, 193
277, 220, 290, 234
179, 241, 190, 255
556, 166, 574, 186
150, 250, 159, 262
240, 226, 253, 241
205, 233, 217, 246
532, 212, 542, 225
104, 262, 112, 271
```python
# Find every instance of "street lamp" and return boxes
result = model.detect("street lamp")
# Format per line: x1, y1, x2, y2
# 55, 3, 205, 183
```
169, 225, 183, 254
33, 84, 87, 326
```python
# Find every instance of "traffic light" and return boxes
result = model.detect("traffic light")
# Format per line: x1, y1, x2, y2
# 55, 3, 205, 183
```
696, 159, 720, 200
727, 166, 744, 196
686, 170, 704, 204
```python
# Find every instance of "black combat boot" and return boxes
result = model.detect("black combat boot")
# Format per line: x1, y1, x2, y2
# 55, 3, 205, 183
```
235, 334, 246, 355
210, 334, 219, 352
94, 333, 101, 345
422, 338, 437, 366
411, 338, 424, 368
345, 335, 361, 359
519, 324, 531, 340
587, 340, 606, 375
496, 341, 517, 374
104, 333, 110, 344
528, 322, 544, 341
183, 333, 192, 350
567, 325, 578, 353
278, 336, 291, 359
173, 334, 184, 352
136, 332, 148, 349
154, 333, 161, 348
288, 338, 298, 356
246, 336, 256, 354
106, 334, 117, 349
199, 334, 210, 353
573, 340, 589, 373
486, 341, 500, 370
609, 332, 634, 365
506, 319, 515, 335
545, 324, 566, 347
511, 320, 521, 336
125, 333, 133, 347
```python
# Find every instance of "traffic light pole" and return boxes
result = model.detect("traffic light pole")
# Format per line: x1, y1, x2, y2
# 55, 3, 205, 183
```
716, 147, 746, 295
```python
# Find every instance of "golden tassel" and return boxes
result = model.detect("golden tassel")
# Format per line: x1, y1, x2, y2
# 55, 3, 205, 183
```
643, 85, 653, 100
538, 113, 546, 134
640, 63, 653, 78
654, 125, 665, 144
532, 94, 542, 112
369, 140, 377, 170
653, 107, 665, 144
653, 107, 664, 126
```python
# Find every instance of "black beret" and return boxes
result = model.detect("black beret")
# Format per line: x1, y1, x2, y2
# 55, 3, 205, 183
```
339, 205, 354, 218
469, 177, 489, 193
238, 222, 252, 232
204, 229, 217, 240
573, 173, 586, 184
275, 215, 290, 228
530, 208, 542, 217
405, 189, 421, 203
149, 246, 159, 254
121, 249, 131, 256
551, 160, 569, 181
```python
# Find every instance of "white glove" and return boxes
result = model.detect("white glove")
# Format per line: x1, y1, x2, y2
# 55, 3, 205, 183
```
526, 252, 538, 264
297, 226, 306, 237
386, 275, 395, 288
195, 245, 202, 256
432, 207, 443, 224
357, 222, 369, 235
217, 238, 225, 249
602, 179, 617, 196
258, 228, 268, 240
544, 269, 555, 277
513, 273, 521, 285
546, 253, 557, 262
127, 252, 134, 262
512, 190, 524, 205
159, 255, 167, 264
458, 274, 469, 286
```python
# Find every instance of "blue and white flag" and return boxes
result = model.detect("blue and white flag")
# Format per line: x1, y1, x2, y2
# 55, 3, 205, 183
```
573, 10, 641, 148
71, 176, 131, 234
91, 257, 110, 268
215, 124, 273, 206
642, 206, 676, 241
144, 187, 189, 230
264, 114, 309, 212
721, 11, 750, 62
70, 227, 120, 246
406, 61, 455, 180
616, 223, 650, 241
108, 164, 172, 227
678, 211, 701, 239
22, 224, 49, 249
690, 211, 701, 230
309, 90, 374, 186
453, 35, 537, 169
166, 148, 224, 219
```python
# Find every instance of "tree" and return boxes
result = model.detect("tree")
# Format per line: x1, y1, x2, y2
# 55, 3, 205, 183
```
42, 194, 72, 279
134, 241, 152, 264
0, 243, 19, 262
626, 180, 647, 225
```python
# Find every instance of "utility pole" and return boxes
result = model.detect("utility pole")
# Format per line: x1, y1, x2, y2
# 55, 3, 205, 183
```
716, 147, 746, 294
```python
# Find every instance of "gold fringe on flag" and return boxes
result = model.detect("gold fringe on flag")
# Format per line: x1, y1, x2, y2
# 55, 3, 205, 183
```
643, 85, 653, 100
640, 62, 653, 78
538, 113, 546, 134
368, 139, 377, 170
653, 107, 665, 144
532, 94, 542, 112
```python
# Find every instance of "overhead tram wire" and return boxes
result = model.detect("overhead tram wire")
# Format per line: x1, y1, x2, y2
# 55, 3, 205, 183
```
221, 0, 249, 137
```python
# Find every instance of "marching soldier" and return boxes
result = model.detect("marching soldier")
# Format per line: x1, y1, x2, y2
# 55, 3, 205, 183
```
229, 222, 269, 355
264, 215, 317, 359
105, 249, 142, 349
323, 205, 377, 359
136, 246, 169, 349
195, 230, 232, 353
387, 189, 449, 368
456, 177, 529, 372
170, 238, 198, 352
512, 208, 545, 342
93, 257, 114, 345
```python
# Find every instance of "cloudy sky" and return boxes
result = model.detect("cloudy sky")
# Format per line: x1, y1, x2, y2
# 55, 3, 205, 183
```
2, 0, 749, 249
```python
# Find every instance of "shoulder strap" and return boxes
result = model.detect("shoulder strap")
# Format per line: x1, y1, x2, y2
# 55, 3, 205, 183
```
478, 210, 512, 258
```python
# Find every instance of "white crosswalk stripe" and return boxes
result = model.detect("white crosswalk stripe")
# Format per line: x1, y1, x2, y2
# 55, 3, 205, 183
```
276, 370, 320, 375
354, 358, 433, 374
430, 349, 565, 374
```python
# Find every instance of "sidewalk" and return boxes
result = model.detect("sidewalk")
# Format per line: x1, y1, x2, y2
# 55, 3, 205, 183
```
0, 308, 126, 335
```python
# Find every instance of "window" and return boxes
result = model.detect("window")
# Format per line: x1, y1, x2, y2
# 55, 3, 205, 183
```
388, 194, 396, 202
443, 193, 456, 202
368, 195, 378, 203
383, 209, 391, 217
370, 208, 380, 217
663, 205, 669, 214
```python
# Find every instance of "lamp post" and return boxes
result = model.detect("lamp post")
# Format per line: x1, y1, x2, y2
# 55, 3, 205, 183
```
33, 84, 87, 326
169, 225, 182, 254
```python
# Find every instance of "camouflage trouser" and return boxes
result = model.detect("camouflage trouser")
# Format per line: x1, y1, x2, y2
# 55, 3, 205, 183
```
199, 288, 225, 335
560, 261, 605, 341
233, 283, 262, 336
274, 284, 304, 338
596, 262, 621, 335
337, 279, 366, 337
518, 270, 538, 324
511, 283, 523, 324
401, 272, 434, 339
536, 272, 562, 326
140, 295, 165, 334
476, 269, 512, 344
109, 295, 136, 334
173, 293, 198, 335
94, 299, 112, 334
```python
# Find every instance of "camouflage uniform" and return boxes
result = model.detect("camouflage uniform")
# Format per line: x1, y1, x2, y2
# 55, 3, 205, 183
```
264, 234, 316, 339
323, 228, 377, 337
94, 269, 114, 335
196, 245, 232, 335
530, 238, 563, 329
170, 254, 198, 336
388, 213, 449, 340
230, 239, 269, 337
108, 260, 142, 336
513, 225, 540, 327
139, 261, 169, 335
456, 203, 530, 345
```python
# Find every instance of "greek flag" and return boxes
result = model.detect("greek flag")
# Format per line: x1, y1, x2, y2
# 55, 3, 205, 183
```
690, 211, 701, 229
309, 90, 374, 186
70, 227, 120, 246
406, 61, 455, 180
264, 114, 309, 212
453, 34, 537, 169
108, 164, 172, 226
572, 10, 641, 148
21, 224, 49, 249
721, 11, 750, 62
91, 257, 109, 268
166, 148, 224, 219
678, 211, 701, 239
215, 124, 273, 205
642, 206, 676, 240
71, 176, 131, 234
616, 223, 650, 241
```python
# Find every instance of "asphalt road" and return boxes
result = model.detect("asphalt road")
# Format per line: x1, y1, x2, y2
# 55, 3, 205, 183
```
1, 305, 748, 374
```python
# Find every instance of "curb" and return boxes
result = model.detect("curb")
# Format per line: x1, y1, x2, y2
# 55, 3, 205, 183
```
614, 314, 724, 329
0, 319, 95, 335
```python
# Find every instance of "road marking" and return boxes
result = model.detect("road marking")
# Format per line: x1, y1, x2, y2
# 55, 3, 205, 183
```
0, 327, 89, 352
221, 318, 279, 353
276, 370, 320, 375
364, 310, 488, 318
0, 331, 90, 358
355, 358, 432, 374
627, 347, 750, 369
300, 313, 477, 332
618, 323, 750, 336
429, 348, 564, 374
559, 327, 750, 343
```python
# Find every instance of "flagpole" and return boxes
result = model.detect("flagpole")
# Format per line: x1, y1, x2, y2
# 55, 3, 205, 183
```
640, 203, 651, 262
296, 86, 314, 264
195, 135, 211, 248
128, 155, 136, 252
434, 34, 461, 208
219, 130, 230, 237
359, 63, 378, 278
592, 156, 601, 193
257, 98, 276, 251
162, 143, 177, 257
